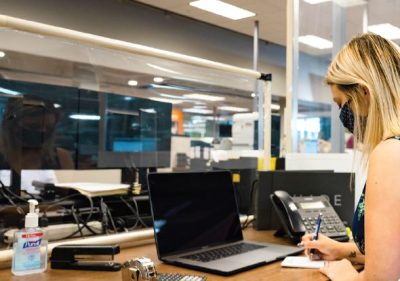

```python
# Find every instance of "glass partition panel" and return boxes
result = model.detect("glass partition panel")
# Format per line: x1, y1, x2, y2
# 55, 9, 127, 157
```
0, 26, 264, 250
295, 0, 366, 153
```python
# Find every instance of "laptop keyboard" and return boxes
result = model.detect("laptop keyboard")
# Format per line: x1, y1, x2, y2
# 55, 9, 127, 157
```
181, 242, 266, 262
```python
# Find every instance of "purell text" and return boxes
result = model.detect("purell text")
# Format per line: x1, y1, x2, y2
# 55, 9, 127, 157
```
22, 239, 42, 249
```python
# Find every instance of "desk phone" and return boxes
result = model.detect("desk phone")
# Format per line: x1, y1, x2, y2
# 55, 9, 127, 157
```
270, 190, 349, 243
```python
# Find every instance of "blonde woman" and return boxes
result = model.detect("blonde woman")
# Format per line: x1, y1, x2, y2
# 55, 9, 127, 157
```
302, 33, 400, 280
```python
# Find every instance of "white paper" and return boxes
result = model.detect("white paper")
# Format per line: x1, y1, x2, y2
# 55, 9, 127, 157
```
281, 256, 324, 269
55, 182, 130, 192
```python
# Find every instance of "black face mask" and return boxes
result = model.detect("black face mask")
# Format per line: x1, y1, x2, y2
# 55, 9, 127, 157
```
339, 101, 354, 133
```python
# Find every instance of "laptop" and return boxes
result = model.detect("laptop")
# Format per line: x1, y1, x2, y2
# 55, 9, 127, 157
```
147, 171, 302, 276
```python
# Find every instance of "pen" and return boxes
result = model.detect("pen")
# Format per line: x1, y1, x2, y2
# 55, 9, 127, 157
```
310, 213, 322, 255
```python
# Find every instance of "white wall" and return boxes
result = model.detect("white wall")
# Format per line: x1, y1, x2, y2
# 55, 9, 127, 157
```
170, 136, 191, 168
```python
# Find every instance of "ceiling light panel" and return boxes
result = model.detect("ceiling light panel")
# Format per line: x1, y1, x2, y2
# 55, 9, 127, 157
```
69, 114, 101, 120
298, 35, 333, 49
303, 0, 366, 6
184, 93, 225, 101
334, 0, 366, 7
149, 97, 183, 104
0, 87, 21, 96
183, 108, 213, 114
159, 93, 185, 99
153, 77, 164, 83
127, 80, 138, 86
189, 0, 255, 20
368, 23, 400, 40
303, 0, 331, 4
218, 106, 248, 112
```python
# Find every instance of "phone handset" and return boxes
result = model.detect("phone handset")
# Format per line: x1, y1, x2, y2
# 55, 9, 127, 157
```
270, 190, 306, 243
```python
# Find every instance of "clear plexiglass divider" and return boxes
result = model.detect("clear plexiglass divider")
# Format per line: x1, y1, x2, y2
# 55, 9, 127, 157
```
0, 15, 270, 267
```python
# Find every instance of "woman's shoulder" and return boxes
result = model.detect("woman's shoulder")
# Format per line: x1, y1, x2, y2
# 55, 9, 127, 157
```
370, 137, 400, 162
368, 138, 400, 191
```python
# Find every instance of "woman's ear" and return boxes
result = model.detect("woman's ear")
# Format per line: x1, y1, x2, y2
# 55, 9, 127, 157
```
362, 86, 371, 104
363, 86, 370, 96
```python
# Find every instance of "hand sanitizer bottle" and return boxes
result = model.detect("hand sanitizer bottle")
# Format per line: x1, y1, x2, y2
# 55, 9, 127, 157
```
12, 199, 48, 275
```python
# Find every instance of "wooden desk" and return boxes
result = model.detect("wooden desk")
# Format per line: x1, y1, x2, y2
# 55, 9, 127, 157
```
0, 229, 328, 281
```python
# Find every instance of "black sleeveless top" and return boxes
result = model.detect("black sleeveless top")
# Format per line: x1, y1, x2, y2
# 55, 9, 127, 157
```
352, 185, 365, 254
352, 135, 400, 254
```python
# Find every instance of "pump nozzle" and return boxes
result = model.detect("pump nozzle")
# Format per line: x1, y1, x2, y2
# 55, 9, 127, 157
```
26, 199, 39, 228
28, 199, 39, 214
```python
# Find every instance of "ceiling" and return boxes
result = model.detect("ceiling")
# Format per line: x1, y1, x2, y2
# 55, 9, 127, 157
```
135, 0, 400, 55
135, 0, 288, 46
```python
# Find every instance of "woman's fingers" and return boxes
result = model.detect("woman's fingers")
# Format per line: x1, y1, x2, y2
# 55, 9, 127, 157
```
303, 239, 322, 250
301, 233, 314, 242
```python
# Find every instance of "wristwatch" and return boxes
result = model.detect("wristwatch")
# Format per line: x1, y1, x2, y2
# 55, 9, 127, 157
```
122, 257, 157, 281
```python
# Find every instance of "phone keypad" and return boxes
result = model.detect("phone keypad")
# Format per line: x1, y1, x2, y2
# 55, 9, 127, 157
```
301, 214, 346, 237
294, 196, 348, 240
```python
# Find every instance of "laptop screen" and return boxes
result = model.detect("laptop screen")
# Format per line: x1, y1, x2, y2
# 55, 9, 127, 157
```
148, 171, 243, 257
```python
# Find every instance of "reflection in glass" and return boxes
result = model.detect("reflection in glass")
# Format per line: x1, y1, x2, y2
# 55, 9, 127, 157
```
0, 79, 172, 193
0, 91, 74, 194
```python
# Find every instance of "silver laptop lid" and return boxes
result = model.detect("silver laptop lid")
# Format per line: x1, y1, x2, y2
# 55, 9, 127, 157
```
148, 171, 243, 258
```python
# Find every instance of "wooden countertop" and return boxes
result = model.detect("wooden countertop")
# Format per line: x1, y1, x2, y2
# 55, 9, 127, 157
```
0, 228, 329, 281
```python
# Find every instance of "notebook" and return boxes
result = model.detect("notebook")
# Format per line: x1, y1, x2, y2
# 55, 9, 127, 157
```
281, 256, 324, 269
147, 171, 302, 276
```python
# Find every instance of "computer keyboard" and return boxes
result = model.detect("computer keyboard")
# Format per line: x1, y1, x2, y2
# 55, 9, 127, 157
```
157, 273, 207, 281
181, 242, 266, 262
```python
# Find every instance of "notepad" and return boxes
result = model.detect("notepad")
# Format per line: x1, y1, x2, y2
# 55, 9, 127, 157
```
55, 182, 130, 197
281, 256, 324, 269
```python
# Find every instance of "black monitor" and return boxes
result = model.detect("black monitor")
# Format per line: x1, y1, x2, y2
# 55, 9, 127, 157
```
219, 124, 232, 138
82, 88, 171, 169
97, 94, 171, 168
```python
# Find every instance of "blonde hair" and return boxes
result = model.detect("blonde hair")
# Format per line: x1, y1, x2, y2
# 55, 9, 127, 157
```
327, 33, 400, 155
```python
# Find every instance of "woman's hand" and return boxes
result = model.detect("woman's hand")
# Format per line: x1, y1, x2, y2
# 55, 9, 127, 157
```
320, 259, 359, 281
301, 233, 343, 261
